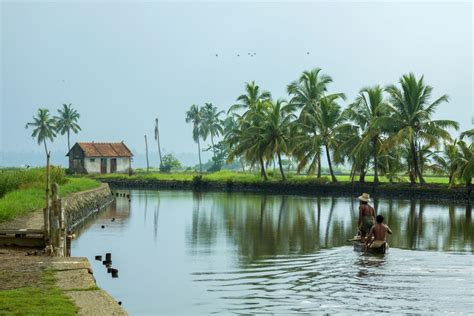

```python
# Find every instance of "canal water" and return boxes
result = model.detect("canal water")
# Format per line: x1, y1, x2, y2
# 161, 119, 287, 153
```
72, 190, 474, 315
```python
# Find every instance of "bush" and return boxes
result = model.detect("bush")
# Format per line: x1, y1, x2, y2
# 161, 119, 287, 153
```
160, 154, 182, 173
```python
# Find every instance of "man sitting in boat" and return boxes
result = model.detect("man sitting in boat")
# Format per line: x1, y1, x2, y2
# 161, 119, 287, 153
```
357, 193, 375, 240
366, 214, 392, 249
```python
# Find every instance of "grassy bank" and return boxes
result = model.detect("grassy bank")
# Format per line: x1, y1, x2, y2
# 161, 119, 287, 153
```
0, 177, 101, 223
96, 170, 452, 185
0, 269, 77, 315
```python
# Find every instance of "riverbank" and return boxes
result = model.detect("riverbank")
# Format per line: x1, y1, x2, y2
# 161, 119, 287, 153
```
98, 171, 472, 203
0, 182, 127, 315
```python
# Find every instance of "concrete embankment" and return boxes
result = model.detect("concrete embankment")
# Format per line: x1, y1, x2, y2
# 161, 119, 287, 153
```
101, 177, 473, 203
0, 183, 127, 315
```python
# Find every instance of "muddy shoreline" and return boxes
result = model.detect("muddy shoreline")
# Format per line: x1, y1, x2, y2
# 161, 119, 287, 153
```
101, 178, 473, 204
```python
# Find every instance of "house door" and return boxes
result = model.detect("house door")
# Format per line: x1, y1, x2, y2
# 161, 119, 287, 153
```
100, 158, 107, 174
110, 158, 117, 173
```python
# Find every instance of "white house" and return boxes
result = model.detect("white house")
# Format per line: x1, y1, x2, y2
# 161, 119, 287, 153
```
66, 142, 133, 174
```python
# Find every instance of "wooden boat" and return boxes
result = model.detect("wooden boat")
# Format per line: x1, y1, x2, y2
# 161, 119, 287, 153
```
352, 240, 387, 254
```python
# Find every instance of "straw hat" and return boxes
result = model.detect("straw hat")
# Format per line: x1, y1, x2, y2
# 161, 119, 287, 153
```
358, 193, 371, 202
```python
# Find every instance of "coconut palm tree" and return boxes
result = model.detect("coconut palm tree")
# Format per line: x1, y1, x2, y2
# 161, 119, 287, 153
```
429, 140, 459, 187
228, 81, 271, 114
201, 103, 224, 159
287, 68, 332, 109
346, 86, 391, 185
455, 133, 474, 187
300, 93, 352, 182
256, 99, 295, 180
185, 104, 205, 173
25, 108, 57, 155
288, 68, 333, 177
54, 103, 81, 152
385, 73, 459, 184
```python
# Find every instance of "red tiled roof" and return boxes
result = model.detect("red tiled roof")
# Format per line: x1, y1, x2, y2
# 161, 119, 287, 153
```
71, 142, 133, 157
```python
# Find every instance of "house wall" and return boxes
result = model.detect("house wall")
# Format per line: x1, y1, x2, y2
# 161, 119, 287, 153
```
83, 157, 130, 174
84, 158, 101, 173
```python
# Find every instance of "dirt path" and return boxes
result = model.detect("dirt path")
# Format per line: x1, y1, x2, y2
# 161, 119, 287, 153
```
0, 248, 127, 315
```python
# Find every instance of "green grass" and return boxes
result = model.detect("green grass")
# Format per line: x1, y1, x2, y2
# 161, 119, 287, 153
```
0, 269, 77, 315
97, 170, 452, 186
0, 178, 101, 223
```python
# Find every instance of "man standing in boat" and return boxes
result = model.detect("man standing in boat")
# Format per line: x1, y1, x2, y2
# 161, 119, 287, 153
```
357, 193, 375, 240
366, 214, 392, 249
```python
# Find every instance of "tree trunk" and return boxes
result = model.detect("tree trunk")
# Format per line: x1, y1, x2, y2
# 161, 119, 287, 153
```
260, 157, 268, 180
373, 137, 379, 185
156, 125, 163, 169
67, 130, 70, 153
410, 140, 425, 185
359, 164, 366, 183
325, 144, 337, 183
240, 159, 245, 172
210, 134, 216, 159
317, 152, 321, 178
277, 151, 286, 180
144, 135, 149, 172
43, 139, 49, 157
197, 137, 202, 173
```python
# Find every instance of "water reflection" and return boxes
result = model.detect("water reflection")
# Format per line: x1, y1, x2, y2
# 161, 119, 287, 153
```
187, 193, 473, 261
72, 191, 473, 315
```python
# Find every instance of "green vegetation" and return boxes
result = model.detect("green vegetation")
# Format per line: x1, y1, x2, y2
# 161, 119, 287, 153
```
160, 153, 182, 173
97, 170, 454, 187
54, 103, 81, 152
184, 69, 473, 186
0, 269, 77, 315
0, 168, 100, 222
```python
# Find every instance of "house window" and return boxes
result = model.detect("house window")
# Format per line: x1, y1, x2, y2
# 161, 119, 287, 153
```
90, 159, 95, 162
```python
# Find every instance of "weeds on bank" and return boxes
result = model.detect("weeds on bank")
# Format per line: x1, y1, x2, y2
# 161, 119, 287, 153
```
0, 269, 77, 315
0, 178, 100, 223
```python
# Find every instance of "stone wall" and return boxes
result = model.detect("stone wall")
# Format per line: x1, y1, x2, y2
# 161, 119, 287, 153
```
63, 183, 114, 229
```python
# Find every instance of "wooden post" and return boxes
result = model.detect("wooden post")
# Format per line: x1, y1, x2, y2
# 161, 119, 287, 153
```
43, 152, 51, 244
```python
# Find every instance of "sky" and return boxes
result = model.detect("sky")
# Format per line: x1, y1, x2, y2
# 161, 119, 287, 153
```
1, 0, 473, 167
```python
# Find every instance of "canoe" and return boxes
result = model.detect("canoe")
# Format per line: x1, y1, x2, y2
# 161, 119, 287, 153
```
353, 240, 387, 254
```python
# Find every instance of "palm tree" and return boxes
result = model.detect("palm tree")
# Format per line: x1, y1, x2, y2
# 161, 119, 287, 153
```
455, 133, 474, 187
287, 68, 332, 109
54, 103, 81, 152
256, 99, 295, 180
300, 93, 352, 183
228, 81, 271, 114
288, 68, 333, 177
201, 103, 224, 159
346, 86, 391, 185
385, 73, 459, 184
429, 140, 459, 187
185, 104, 205, 173
25, 108, 57, 155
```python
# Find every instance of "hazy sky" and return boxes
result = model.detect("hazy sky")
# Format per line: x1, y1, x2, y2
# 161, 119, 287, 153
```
1, 1, 472, 164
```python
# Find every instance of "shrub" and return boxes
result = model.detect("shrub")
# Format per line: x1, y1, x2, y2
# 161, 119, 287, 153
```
160, 154, 182, 173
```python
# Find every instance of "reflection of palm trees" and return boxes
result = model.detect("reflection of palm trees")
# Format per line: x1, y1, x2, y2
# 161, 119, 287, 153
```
154, 193, 160, 242
325, 197, 336, 248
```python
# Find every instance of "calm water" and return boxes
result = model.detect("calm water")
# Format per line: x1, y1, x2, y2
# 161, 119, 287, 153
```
72, 190, 474, 315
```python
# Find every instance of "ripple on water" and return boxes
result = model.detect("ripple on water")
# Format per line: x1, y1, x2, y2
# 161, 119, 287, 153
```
191, 247, 474, 314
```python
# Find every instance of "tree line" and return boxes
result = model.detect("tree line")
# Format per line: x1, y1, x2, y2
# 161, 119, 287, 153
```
186, 68, 473, 186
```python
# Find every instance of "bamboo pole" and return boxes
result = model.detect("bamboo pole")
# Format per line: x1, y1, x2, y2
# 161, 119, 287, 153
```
43, 151, 51, 242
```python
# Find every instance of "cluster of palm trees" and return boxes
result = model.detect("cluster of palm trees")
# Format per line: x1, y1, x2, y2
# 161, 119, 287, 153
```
187, 68, 473, 186
185, 103, 224, 172
26, 104, 81, 156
